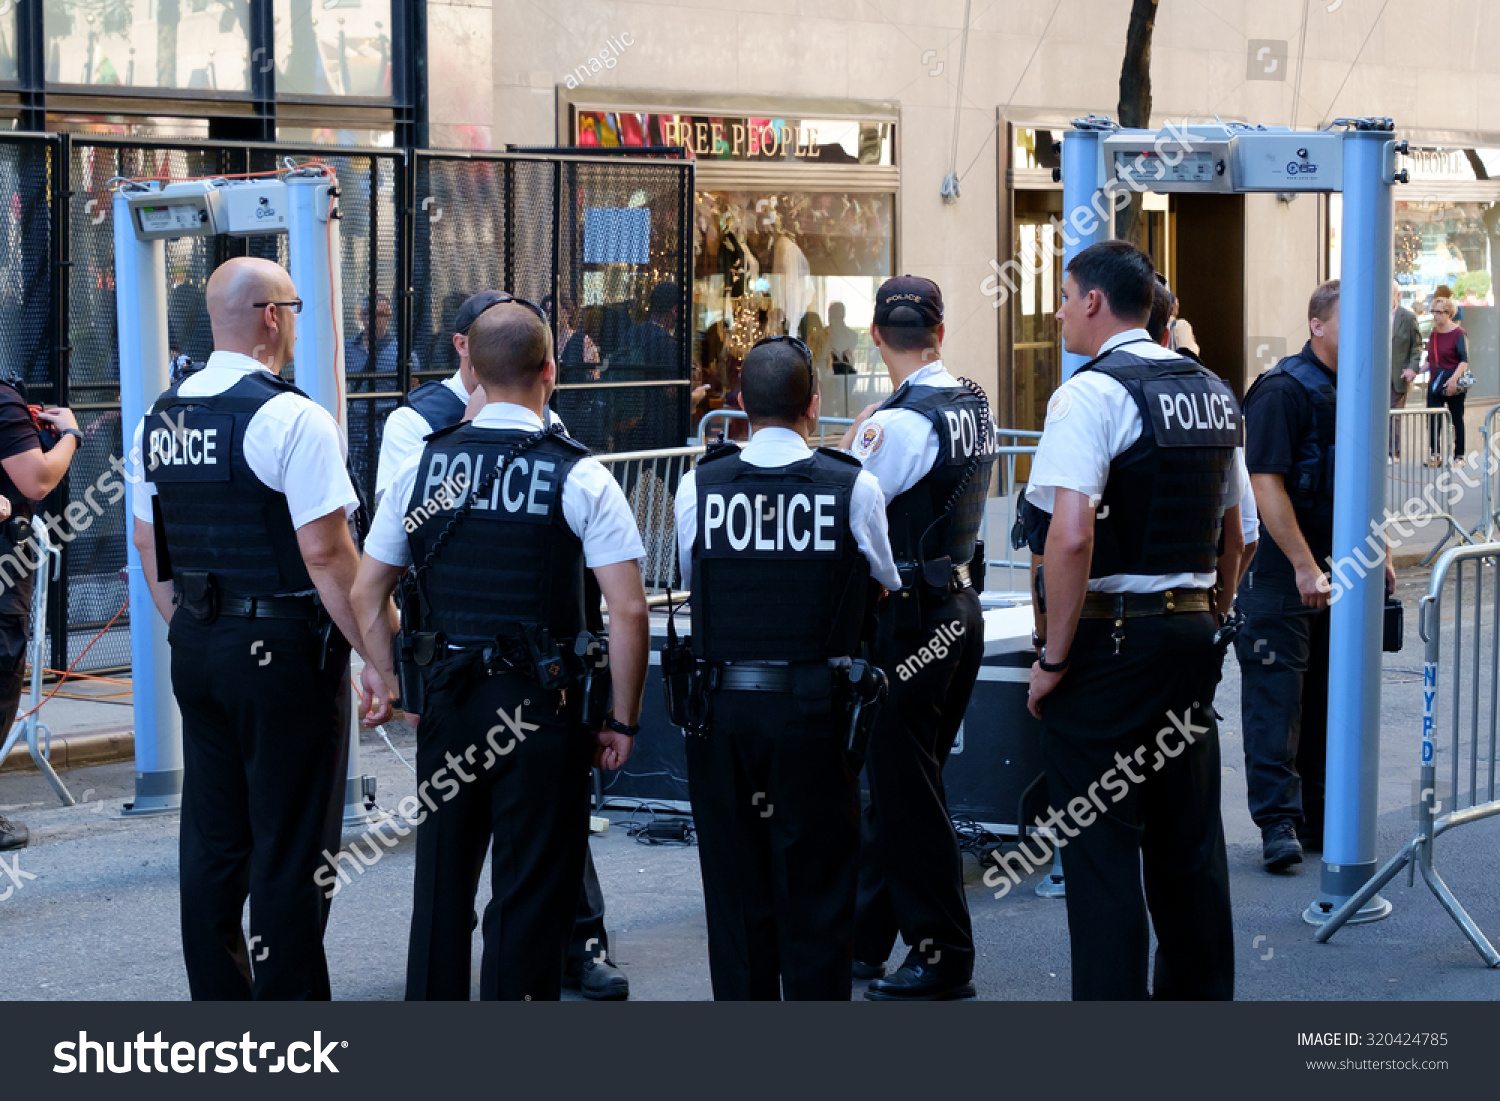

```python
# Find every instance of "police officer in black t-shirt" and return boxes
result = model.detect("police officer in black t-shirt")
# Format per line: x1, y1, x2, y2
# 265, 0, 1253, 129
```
1235, 279, 1391, 871
0, 385, 81, 851
673, 337, 900, 999
354, 299, 649, 1001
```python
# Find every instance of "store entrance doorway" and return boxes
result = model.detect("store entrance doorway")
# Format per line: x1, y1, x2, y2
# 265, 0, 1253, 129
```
1171, 192, 1247, 399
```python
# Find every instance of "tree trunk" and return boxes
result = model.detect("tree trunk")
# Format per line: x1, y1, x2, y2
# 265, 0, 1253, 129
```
1115, 0, 1159, 252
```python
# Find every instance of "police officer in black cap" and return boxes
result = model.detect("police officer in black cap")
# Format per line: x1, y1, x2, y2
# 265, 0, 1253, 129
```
373, 289, 627, 999
131, 257, 384, 999
675, 334, 900, 999
840, 275, 997, 1000
1023, 240, 1250, 1000
353, 296, 649, 1001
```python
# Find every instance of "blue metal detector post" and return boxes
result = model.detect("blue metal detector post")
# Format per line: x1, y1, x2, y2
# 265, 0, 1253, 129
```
1058, 118, 1402, 926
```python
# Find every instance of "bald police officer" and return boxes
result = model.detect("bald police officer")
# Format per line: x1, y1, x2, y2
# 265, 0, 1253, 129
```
132, 257, 385, 1000
675, 335, 899, 999
373, 289, 627, 1000
353, 297, 649, 1001
841, 276, 996, 1000
1024, 240, 1249, 1000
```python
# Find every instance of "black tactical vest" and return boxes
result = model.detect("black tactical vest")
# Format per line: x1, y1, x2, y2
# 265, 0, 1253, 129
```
145, 371, 314, 597
1080, 348, 1242, 578
406, 377, 467, 434
404, 422, 589, 645
690, 444, 871, 662
878, 381, 997, 565
1243, 345, 1336, 525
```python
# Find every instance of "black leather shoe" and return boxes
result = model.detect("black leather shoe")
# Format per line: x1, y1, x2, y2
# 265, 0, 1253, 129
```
0, 814, 28, 851
852, 959, 885, 981
1262, 821, 1303, 871
864, 964, 975, 1001
565, 957, 630, 1001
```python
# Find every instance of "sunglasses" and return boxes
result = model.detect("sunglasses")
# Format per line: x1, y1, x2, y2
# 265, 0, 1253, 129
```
752, 334, 816, 408
469, 293, 548, 333
252, 299, 303, 314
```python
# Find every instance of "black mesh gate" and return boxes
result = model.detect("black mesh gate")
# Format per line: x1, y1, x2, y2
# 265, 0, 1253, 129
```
60, 138, 407, 673
413, 151, 693, 454
6, 140, 691, 675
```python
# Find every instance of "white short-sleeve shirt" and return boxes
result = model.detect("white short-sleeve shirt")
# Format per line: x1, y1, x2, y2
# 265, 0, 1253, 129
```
848, 360, 956, 503
1022, 329, 1253, 593
674, 426, 901, 593
364, 401, 643, 570
130, 351, 358, 530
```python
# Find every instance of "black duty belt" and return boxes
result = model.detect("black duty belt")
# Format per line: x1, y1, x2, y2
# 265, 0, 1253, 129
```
1079, 588, 1213, 619
896, 560, 972, 592
218, 594, 322, 621
716, 664, 795, 693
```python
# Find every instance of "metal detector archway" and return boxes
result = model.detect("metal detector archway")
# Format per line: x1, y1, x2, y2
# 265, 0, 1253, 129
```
1060, 116, 1403, 925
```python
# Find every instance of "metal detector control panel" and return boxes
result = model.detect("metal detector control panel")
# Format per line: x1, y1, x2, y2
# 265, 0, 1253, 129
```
1103, 125, 1346, 194
126, 179, 289, 241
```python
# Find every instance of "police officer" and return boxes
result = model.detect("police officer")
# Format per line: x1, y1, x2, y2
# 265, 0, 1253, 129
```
131, 257, 382, 1000
0, 382, 82, 852
352, 298, 649, 1001
841, 275, 996, 1000
374, 290, 562, 504
674, 336, 900, 1000
373, 290, 626, 999
1235, 280, 1390, 870
1024, 240, 1250, 1000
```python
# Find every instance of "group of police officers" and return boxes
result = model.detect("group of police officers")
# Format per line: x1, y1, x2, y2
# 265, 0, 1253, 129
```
119, 237, 1349, 1002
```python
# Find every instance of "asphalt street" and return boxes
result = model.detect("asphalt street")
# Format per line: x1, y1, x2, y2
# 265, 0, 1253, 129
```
2, 566, 1499, 1001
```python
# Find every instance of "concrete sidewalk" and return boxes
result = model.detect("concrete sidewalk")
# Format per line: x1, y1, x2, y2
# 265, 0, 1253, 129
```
2, 566, 1499, 1000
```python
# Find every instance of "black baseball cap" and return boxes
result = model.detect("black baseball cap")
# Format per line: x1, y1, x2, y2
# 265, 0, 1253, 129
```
874, 275, 944, 327
454, 290, 509, 334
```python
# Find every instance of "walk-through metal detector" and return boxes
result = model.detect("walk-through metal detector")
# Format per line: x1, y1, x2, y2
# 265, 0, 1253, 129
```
1060, 116, 1406, 925
115, 165, 382, 826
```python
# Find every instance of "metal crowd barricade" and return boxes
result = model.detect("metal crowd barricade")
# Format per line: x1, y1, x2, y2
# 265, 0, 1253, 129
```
1314, 543, 1500, 965
1386, 407, 1472, 565
979, 432, 1043, 596
593, 446, 705, 594
0, 517, 72, 805
1479, 404, 1500, 541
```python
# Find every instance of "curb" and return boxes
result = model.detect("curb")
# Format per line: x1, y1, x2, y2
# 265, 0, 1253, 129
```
0, 727, 135, 775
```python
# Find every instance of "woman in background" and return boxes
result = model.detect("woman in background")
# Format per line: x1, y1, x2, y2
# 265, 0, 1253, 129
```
1425, 296, 1473, 467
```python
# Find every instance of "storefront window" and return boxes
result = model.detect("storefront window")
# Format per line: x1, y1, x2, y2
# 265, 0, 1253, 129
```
275, 0, 391, 97
46, 0, 250, 91
690, 189, 894, 426
1395, 199, 1498, 398
278, 125, 394, 147
0, 4, 16, 81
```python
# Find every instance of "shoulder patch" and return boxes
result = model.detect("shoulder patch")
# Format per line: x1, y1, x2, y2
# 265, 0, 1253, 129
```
699, 440, 741, 465
1046, 386, 1073, 424
855, 420, 885, 456
815, 446, 862, 467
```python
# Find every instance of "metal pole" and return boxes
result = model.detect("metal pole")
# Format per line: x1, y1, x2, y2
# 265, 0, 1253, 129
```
1304, 125, 1396, 926
286, 175, 382, 828
1059, 125, 1111, 379
115, 187, 184, 816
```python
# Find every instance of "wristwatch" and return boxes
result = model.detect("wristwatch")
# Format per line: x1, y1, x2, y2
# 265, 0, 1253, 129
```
607, 718, 640, 738
1037, 648, 1071, 674
59, 428, 82, 444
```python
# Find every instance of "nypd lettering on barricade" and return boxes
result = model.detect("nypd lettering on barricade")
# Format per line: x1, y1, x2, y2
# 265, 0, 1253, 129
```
419, 450, 559, 521
144, 413, 234, 482
1142, 377, 1242, 447
699, 483, 844, 557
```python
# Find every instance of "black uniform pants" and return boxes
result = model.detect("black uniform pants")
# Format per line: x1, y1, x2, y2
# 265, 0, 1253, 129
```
685, 687, 862, 1000
1040, 612, 1234, 1001
171, 612, 350, 1001
403, 670, 595, 1001
1234, 578, 1329, 837
0, 612, 30, 723
567, 847, 610, 966
853, 586, 983, 977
